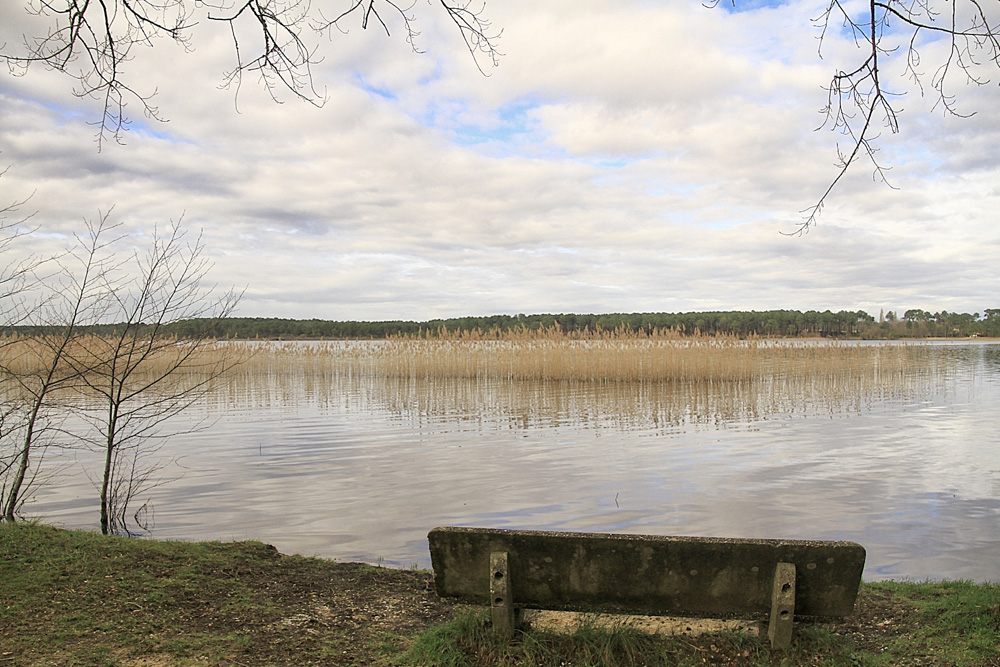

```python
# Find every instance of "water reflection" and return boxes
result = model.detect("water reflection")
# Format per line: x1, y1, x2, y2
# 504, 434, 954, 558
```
21, 341, 1000, 582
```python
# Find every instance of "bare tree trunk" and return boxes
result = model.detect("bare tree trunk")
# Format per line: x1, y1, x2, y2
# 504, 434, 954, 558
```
99, 427, 115, 535
3, 403, 40, 521
1, 216, 109, 521
0, 167, 42, 521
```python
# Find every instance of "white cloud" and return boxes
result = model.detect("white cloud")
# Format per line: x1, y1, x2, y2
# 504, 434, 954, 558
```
1, 1, 998, 321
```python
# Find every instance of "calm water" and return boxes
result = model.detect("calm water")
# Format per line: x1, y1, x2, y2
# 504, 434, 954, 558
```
23, 341, 1000, 582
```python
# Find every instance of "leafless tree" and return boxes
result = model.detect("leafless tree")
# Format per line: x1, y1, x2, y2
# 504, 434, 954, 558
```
0, 215, 115, 521
1, 0, 500, 146
1, 208, 241, 533
0, 165, 45, 520
59, 216, 242, 534
711, 1, 1000, 233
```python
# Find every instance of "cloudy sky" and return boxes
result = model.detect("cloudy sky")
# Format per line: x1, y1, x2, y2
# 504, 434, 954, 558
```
1, 0, 998, 321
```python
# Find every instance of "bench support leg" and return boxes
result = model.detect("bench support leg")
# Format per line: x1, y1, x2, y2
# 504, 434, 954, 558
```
768, 561, 796, 650
490, 551, 516, 638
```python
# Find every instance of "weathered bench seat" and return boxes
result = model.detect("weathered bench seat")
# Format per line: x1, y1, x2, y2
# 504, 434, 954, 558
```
428, 526, 866, 649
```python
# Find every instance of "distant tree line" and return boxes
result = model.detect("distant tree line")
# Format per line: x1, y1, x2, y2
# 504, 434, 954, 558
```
153, 308, 1000, 340
877, 309, 1000, 339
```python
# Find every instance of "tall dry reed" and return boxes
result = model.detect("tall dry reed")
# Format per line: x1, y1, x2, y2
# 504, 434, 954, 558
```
314, 328, 934, 385
202, 330, 942, 427
0, 334, 246, 404
3, 331, 940, 422
3, 329, 937, 387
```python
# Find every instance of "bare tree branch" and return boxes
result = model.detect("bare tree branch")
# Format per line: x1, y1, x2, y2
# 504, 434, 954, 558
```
58, 217, 242, 534
0, 170, 38, 323
0, 210, 117, 521
1, 209, 242, 534
787, 0, 1000, 234
705, 1, 998, 233
438, 0, 501, 74
2, 0, 192, 146
208, 0, 325, 109
1, 1, 501, 143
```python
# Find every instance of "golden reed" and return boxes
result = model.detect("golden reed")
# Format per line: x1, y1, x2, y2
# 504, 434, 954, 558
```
2, 329, 940, 425
220, 326, 936, 385
1, 327, 937, 393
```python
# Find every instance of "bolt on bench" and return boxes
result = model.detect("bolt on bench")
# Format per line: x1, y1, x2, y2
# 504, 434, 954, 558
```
428, 527, 866, 649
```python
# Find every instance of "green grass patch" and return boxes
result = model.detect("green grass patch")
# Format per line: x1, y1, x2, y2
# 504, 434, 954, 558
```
854, 580, 1000, 665
399, 581, 1000, 667
1, 521, 282, 665
1, 522, 447, 666
400, 609, 848, 667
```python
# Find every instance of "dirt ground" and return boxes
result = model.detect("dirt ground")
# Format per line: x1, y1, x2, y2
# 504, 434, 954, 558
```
237, 556, 918, 666
224, 558, 460, 666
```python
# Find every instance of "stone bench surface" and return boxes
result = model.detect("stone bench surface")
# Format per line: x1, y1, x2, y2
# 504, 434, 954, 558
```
429, 527, 866, 618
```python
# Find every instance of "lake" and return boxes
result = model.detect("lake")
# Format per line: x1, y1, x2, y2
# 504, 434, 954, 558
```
22, 340, 1000, 582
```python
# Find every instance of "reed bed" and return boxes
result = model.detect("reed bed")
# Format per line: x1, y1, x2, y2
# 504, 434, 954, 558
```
0, 335, 245, 404
3, 330, 942, 424
222, 328, 934, 384
201, 329, 943, 427
3, 329, 938, 387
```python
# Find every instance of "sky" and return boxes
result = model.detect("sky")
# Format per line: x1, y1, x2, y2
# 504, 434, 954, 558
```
1, 0, 998, 322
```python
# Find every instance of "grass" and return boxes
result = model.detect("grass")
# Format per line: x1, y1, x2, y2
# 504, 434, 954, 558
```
402, 585, 1000, 667
3, 523, 999, 666
1, 522, 279, 665
403, 609, 828, 666
0, 522, 453, 666
856, 580, 1000, 665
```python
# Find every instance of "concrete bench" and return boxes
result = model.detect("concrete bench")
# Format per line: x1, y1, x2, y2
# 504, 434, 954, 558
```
428, 526, 866, 649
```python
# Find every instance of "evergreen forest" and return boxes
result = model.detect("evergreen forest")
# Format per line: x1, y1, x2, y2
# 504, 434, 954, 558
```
153, 308, 1000, 340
